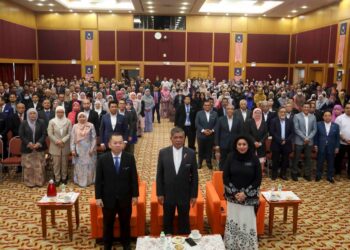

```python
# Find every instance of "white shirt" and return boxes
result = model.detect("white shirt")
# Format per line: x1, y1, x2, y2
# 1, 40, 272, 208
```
324, 122, 331, 136
263, 112, 268, 122
335, 114, 350, 145
110, 114, 117, 130
303, 113, 309, 136
227, 116, 233, 131
172, 146, 183, 174
112, 152, 122, 165
84, 110, 90, 119
241, 109, 247, 121
205, 111, 210, 122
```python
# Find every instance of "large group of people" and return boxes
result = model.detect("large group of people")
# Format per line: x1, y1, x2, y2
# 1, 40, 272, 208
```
0, 75, 350, 250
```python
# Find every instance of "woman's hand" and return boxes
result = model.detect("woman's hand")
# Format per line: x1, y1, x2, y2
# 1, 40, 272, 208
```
235, 192, 247, 202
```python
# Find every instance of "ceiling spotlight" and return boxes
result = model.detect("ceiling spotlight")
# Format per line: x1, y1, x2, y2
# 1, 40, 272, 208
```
180, 11, 185, 14
301, 5, 308, 9
244, 13, 248, 16
225, 13, 229, 16
146, 1, 153, 4
182, 2, 189, 5
147, 6, 154, 9
291, 10, 298, 13
28, 0, 33, 2
48, 3, 54, 6
40, 0, 46, 1
263, 14, 267, 17
149, 10, 154, 13
69, 9, 73, 12
287, 15, 291, 18
207, 12, 210, 15
299, 15, 305, 19
37, 3, 43, 6
49, 9, 53, 12
109, 10, 112, 13
89, 10, 92, 13
128, 10, 132, 13
180, 6, 187, 10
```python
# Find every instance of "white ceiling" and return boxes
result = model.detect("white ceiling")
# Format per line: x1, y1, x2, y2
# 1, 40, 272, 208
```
11, 0, 340, 17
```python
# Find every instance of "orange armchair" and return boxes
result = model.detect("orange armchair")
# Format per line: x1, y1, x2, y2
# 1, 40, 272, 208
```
206, 171, 266, 235
150, 182, 204, 236
90, 180, 146, 239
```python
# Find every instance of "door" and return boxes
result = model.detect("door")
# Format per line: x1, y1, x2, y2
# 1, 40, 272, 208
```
293, 67, 305, 83
309, 67, 324, 84
119, 65, 140, 81
188, 66, 210, 79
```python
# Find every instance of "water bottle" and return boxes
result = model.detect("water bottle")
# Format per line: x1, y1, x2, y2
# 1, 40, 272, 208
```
277, 183, 282, 192
160, 231, 166, 245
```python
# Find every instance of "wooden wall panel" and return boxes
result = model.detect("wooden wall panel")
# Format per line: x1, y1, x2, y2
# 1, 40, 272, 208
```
246, 67, 289, 81
117, 31, 143, 61
187, 32, 213, 62
39, 64, 81, 79
144, 65, 185, 82
99, 31, 115, 61
214, 33, 230, 62
213, 66, 229, 81
100, 64, 115, 79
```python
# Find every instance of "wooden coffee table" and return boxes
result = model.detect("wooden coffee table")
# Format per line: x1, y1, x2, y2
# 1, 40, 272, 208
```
37, 192, 80, 241
261, 191, 302, 236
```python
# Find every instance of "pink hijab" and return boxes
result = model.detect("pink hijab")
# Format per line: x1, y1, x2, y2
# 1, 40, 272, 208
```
332, 105, 344, 122
161, 86, 170, 100
252, 108, 263, 129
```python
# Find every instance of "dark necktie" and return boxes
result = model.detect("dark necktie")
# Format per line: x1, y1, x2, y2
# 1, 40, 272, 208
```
45, 111, 50, 119
114, 156, 120, 173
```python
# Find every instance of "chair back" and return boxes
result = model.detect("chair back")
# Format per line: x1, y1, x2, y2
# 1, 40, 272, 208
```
265, 137, 272, 153
45, 136, 50, 148
212, 171, 224, 200
8, 136, 22, 157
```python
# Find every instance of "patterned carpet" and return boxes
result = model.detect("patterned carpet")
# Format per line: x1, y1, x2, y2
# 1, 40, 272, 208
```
0, 120, 350, 250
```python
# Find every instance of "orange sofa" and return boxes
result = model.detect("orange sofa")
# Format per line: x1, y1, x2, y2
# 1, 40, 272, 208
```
206, 171, 266, 235
150, 182, 204, 236
89, 180, 146, 239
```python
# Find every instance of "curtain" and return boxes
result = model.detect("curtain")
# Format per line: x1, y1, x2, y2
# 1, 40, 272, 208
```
0, 63, 14, 83
15, 64, 33, 83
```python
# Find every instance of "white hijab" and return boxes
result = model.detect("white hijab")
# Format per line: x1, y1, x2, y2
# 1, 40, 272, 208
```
52, 106, 69, 129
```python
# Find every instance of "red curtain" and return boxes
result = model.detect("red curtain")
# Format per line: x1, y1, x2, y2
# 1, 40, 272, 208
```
0, 63, 14, 83
15, 64, 33, 83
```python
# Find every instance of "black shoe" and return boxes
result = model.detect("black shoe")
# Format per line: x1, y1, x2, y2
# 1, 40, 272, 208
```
16, 166, 22, 173
303, 176, 312, 182
158, 121, 160, 124
291, 174, 298, 181
280, 175, 288, 181
315, 176, 321, 182
327, 178, 335, 183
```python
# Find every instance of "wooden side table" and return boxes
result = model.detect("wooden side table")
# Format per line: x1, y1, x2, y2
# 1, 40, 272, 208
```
261, 191, 302, 236
37, 192, 80, 241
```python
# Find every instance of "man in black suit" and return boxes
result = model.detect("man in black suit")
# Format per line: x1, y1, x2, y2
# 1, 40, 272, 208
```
195, 100, 218, 169
269, 107, 294, 180
152, 86, 161, 123
214, 105, 242, 170
26, 93, 42, 111
76, 99, 99, 136
217, 98, 229, 117
173, 90, 185, 110
174, 95, 197, 150
10, 103, 26, 137
95, 133, 139, 250
234, 99, 251, 131
260, 100, 276, 128
57, 93, 72, 115
38, 99, 55, 129
156, 127, 198, 235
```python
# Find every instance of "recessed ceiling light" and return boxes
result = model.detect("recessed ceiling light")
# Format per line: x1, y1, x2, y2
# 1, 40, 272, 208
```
128, 10, 132, 13
48, 3, 54, 6
37, 3, 43, 6
89, 10, 92, 12
225, 13, 229, 16
301, 5, 308, 9
109, 10, 112, 13
40, 0, 46, 2
291, 10, 298, 13
287, 15, 291, 18
263, 14, 266, 17
149, 10, 154, 13
179, 11, 185, 14
244, 13, 248, 16
146, 1, 153, 4
299, 15, 305, 19
28, 0, 33, 2
49, 9, 53, 12
207, 12, 210, 15
182, 2, 189, 5
69, 9, 73, 12
180, 6, 187, 10
147, 6, 154, 9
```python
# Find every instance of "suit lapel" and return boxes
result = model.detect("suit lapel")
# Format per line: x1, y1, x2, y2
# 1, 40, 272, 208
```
168, 147, 177, 176
177, 147, 186, 175
108, 114, 113, 131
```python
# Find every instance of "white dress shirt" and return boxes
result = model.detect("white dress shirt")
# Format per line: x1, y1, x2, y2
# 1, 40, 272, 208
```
173, 146, 183, 174
205, 111, 210, 122
227, 117, 233, 131
241, 110, 247, 121
84, 110, 90, 119
324, 122, 331, 136
110, 114, 117, 130
303, 113, 309, 136
335, 114, 350, 145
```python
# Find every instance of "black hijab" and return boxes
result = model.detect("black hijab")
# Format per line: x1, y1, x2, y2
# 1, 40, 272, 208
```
232, 134, 255, 161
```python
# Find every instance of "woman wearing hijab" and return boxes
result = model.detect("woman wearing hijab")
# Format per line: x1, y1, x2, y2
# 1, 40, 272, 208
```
47, 106, 72, 186
104, 95, 114, 112
332, 104, 344, 122
70, 112, 97, 187
67, 101, 81, 125
19, 108, 47, 187
316, 94, 327, 110
93, 100, 106, 129
248, 108, 269, 174
160, 86, 171, 118
137, 93, 145, 136
223, 135, 262, 250
142, 89, 155, 132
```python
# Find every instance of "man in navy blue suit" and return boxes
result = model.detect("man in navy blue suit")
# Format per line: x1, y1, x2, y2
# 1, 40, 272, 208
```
314, 110, 340, 183
99, 101, 129, 150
